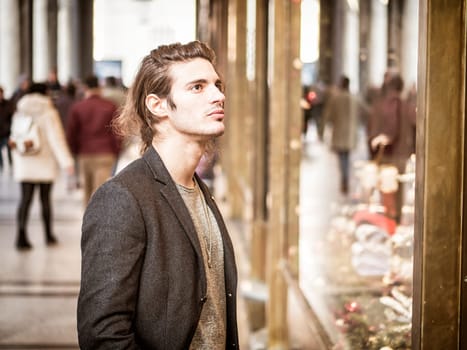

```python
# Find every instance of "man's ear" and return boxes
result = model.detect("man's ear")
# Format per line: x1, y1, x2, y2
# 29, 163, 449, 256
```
145, 93, 168, 117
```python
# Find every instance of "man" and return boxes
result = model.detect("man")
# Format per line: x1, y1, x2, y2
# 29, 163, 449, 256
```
77, 41, 239, 349
66, 75, 121, 205
323, 75, 368, 194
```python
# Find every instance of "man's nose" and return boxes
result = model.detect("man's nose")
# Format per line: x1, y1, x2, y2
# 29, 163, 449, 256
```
210, 85, 225, 103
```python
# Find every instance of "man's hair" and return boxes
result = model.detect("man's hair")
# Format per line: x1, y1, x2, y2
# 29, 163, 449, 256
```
113, 41, 218, 153
340, 75, 350, 90
105, 76, 118, 87
84, 75, 99, 89
28, 82, 48, 96
387, 74, 404, 92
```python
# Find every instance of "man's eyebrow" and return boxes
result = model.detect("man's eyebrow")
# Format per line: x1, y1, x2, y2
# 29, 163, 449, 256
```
185, 78, 208, 86
185, 78, 223, 86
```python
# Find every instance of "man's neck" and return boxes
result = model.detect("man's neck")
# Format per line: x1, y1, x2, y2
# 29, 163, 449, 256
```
153, 137, 206, 188
85, 89, 101, 99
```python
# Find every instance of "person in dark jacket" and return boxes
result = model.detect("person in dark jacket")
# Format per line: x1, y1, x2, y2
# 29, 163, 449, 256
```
77, 41, 239, 349
66, 75, 121, 205
0, 86, 14, 170
368, 74, 416, 221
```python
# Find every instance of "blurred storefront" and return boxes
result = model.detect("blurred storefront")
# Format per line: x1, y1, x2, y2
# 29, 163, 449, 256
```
200, 1, 466, 349
0, 0, 466, 349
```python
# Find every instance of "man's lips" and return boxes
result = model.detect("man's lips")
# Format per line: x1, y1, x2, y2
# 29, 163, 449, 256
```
207, 109, 225, 120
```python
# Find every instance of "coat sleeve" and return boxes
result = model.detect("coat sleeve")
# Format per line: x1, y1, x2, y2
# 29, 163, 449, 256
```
77, 180, 145, 350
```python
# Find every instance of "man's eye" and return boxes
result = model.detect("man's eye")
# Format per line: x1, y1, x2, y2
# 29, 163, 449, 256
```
191, 84, 202, 92
216, 83, 225, 92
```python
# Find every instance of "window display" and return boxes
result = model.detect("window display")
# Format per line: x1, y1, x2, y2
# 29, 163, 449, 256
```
300, 149, 415, 350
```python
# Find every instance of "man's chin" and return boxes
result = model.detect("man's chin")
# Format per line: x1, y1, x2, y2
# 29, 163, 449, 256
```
211, 125, 225, 137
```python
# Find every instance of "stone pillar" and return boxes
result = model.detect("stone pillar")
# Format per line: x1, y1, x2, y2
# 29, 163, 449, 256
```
57, 0, 77, 82
331, 0, 345, 84
318, 0, 334, 84
400, 0, 418, 91
0, 0, 20, 96
19, 0, 33, 79
33, 0, 49, 81
387, 0, 401, 69
413, 1, 466, 349
342, 2, 360, 92
47, 0, 58, 70
368, 0, 388, 87
358, 0, 370, 93
77, 0, 94, 79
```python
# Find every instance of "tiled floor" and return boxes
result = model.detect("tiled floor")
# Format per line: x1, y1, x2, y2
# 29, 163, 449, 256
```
0, 163, 82, 349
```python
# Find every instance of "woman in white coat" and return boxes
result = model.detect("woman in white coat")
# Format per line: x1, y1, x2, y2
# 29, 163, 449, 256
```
9, 83, 74, 250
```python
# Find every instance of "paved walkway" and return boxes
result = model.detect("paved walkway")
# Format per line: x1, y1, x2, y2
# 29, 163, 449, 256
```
0, 162, 82, 349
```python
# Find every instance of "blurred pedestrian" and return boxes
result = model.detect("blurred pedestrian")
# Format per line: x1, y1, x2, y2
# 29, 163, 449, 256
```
10, 74, 31, 109
366, 70, 395, 159
54, 80, 78, 127
77, 41, 239, 349
369, 74, 415, 173
46, 67, 62, 104
301, 83, 327, 141
66, 75, 121, 205
8, 82, 74, 250
0, 86, 14, 170
369, 74, 416, 221
101, 75, 137, 174
102, 76, 126, 108
323, 75, 368, 194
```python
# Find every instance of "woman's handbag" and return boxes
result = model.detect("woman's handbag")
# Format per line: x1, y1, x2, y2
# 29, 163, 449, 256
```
10, 114, 41, 155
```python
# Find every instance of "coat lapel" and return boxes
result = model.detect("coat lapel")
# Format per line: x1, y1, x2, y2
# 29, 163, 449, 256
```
142, 147, 204, 260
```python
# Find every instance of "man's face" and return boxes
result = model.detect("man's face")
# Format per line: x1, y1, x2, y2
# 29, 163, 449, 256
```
166, 58, 225, 140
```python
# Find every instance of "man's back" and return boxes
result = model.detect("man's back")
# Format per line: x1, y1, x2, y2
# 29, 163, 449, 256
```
324, 89, 361, 151
66, 95, 120, 156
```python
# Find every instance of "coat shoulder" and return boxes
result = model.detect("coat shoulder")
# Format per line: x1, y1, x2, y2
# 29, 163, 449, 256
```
111, 157, 152, 188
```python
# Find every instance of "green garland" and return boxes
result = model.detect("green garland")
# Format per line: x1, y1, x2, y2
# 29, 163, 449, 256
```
335, 301, 411, 349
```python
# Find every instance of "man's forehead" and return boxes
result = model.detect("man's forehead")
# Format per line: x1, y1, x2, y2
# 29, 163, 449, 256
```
169, 58, 219, 84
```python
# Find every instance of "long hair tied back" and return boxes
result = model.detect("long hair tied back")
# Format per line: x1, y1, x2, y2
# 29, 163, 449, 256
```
112, 41, 217, 154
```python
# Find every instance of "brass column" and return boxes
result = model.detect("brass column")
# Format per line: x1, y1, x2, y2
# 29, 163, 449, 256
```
246, 0, 268, 332
226, 0, 248, 219
413, 1, 466, 349
266, 0, 301, 348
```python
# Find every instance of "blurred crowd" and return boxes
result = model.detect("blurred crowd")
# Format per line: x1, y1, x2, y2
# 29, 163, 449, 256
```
0, 69, 221, 250
0, 70, 131, 250
302, 70, 417, 221
0, 67, 416, 249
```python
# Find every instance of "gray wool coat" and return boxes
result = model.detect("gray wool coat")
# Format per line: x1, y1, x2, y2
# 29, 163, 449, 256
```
77, 146, 239, 350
